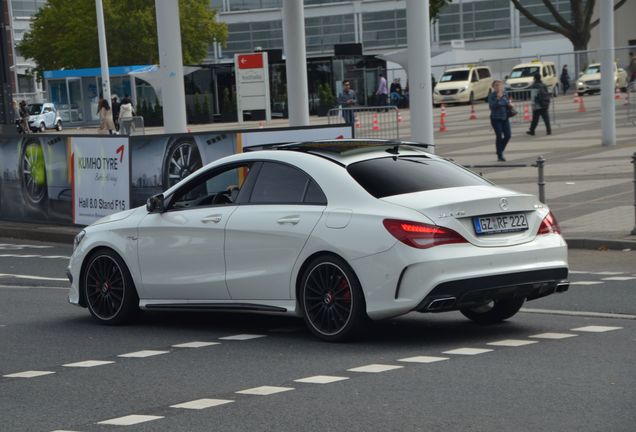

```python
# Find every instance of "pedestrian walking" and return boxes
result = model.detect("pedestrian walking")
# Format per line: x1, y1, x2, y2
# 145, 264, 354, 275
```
628, 52, 636, 85
488, 80, 512, 162
111, 95, 121, 132
97, 98, 115, 135
118, 95, 135, 135
337, 80, 357, 125
526, 73, 552, 136
376, 73, 388, 107
560, 65, 570, 95
19, 100, 31, 134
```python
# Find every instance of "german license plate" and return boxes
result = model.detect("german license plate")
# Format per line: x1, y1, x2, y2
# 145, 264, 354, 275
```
443, 96, 455, 101
473, 213, 529, 235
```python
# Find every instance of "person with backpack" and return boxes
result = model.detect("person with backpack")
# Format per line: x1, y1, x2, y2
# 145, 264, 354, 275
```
526, 73, 551, 136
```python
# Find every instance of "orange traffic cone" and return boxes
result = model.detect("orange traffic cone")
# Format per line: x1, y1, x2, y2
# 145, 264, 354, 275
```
440, 103, 447, 118
397, 110, 403, 123
372, 113, 381, 131
439, 114, 447, 132
615, 88, 622, 100
573, 94, 581, 103
355, 116, 362, 128
523, 102, 531, 121
578, 97, 587, 113
469, 102, 477, 120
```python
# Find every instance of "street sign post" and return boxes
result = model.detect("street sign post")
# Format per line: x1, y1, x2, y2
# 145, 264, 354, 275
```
234, 52, 271, 124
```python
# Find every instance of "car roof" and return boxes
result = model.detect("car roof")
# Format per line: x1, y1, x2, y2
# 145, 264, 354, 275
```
513, 61, 554, 68
270, 139, 436, 166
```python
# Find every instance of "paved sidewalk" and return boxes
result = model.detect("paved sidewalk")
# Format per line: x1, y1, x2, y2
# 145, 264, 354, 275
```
1, 93, 635, 250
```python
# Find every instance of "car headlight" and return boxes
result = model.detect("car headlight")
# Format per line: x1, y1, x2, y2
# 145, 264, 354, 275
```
73, 230, 86, 251
578, 81, 584, 86
458, 87, 467, 93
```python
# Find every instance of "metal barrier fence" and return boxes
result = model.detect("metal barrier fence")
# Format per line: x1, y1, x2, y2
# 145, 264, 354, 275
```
507, 89, 557, 126
327, 106, 400, 139
119, 116, 145, 135
462, 156, 546, 204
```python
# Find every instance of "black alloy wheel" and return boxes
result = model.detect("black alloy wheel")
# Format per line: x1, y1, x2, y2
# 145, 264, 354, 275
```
84, 249, 138, 324
300, 255, 366, 341
460, 297, 525, 324
162, 138, 203, 189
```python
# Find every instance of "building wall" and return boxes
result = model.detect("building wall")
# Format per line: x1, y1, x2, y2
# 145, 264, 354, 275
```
588, 0, 636, 50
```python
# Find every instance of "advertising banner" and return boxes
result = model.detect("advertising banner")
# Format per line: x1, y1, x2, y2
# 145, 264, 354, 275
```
72, 137, 130, 225
234, 52, 271, 123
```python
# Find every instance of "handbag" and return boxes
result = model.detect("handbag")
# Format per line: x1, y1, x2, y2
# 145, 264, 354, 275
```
506, 105, 518, 118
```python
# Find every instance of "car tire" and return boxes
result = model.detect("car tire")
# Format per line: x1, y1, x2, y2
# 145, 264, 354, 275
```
39, 122, 46, 133
20, 138, 48, 206
162, 137, 203, 190
55, 120, 63, 131
460, 297, 525, 324
83, 249, 139, 325
299, 254, 367, 342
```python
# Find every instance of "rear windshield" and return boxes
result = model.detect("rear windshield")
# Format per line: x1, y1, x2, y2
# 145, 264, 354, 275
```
347, 156, 489, 198
440, 70, 469, 82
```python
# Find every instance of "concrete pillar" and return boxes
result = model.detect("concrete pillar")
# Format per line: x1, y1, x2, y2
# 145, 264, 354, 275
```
600, 0, 615, 147
282, 0, 310, 127
155, 0, 187, 134
95, 0, 111, 104
406, 0, 434, 148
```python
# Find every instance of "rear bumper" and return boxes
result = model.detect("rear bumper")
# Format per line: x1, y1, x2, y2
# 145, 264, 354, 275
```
416, 268, 568, 312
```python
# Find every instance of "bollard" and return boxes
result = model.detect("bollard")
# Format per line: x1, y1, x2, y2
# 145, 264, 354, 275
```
536, 155, 545, 204
631, 153, 636, 235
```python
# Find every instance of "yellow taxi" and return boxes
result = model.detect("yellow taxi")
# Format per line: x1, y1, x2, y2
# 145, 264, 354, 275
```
433, 65, 493, 106
505, 60, 559, 96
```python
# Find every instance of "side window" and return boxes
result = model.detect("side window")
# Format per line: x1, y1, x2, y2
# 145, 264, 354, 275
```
479, 68, 491, 79
169, 163, 251, 210
304, 179, 327, 205
250, 162, 323, 204
471, 70, 479, 82
542, 66, 548, 77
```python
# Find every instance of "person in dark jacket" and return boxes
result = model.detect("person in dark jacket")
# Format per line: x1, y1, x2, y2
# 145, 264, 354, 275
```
488, 80, 511, 162
526, 73, 551, 136
111, 96, 121, 131
560, 65, 570, 95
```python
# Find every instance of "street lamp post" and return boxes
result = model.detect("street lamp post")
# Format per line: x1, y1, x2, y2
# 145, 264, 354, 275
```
95, 0, 111, 105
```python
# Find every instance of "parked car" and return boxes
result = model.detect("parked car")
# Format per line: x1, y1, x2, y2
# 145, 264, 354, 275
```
433, 65, 493, 106
68, 140, 569, 341
576, 63, 628, 96
27, 102, 63, 132
505, 60, 559, 96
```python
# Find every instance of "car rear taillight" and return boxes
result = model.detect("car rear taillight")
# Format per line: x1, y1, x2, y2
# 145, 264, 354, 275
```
383, 219, 467, 249
537, 211, 561, 235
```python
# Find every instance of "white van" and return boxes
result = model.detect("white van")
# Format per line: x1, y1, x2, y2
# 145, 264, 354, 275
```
505, 60, 559, 96
433, 65, 493, 106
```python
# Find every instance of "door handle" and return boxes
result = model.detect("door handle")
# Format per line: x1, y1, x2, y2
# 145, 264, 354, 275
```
201, 214, 222, 224
277, 215, 300, 225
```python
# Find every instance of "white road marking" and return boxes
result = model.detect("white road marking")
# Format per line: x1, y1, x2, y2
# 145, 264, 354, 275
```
487, 339, 538, 347
0, 254, 70, 259
118, 350, 169, 358
63, 360, 115, 368
568, 270, 589, 274
170, 399, 234, 409
530, 332, 578, 340
0, 243, 52, 249
398, 356, 449, 364
521, 308, 636, 320
50, 430, 80, 432
442, 348, 493, 356
347, 364, 404, 373
3, 370, 55, 378
98, 415, 164, 426
172, 341, 220, 348
569, 281, 603, 286
0, 284, 67, 290
0, 273, 68, 281
236, 386, 294, 396
592, 271, 624, 275
219, 334, 266, 341
601, 276, 636, 281
571, 325, 623, 333
294, 375, 349, 384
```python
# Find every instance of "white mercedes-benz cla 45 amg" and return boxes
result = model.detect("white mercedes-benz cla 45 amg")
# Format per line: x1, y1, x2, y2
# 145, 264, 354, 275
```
68, 140, 569, 341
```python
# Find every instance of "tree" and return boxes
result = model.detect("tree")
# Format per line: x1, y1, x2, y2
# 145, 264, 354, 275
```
431, 0, 453, 22
18, 0, 227, 75
510, 0, 627, 51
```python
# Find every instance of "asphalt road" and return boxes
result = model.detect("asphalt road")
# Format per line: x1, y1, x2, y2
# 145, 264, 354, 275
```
0, 238, 634, 432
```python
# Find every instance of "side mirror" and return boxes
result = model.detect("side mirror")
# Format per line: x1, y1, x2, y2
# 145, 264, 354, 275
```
146, 194, 165, 213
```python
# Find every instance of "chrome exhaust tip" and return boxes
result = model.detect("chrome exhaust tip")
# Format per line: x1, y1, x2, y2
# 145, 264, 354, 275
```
426, 297, 457, 311
555, 280, 569, 293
